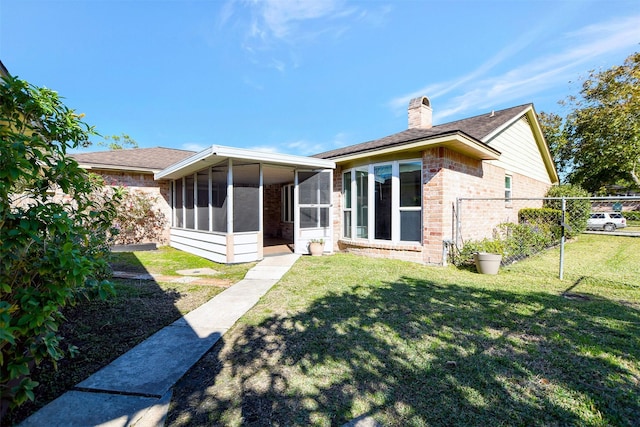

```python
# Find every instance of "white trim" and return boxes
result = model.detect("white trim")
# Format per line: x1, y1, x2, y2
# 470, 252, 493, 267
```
155, 144, 335, 180
325, 133, 500, 164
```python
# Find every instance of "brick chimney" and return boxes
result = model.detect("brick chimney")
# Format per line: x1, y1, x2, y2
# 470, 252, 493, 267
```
408, 96, 432, 129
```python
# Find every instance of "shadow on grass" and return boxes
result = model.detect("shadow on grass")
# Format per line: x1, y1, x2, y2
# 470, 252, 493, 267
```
168, 274, 639, 426
5, 253, 185, 426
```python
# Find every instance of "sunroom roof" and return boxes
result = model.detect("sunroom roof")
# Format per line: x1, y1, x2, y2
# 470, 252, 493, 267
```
155, 145, 336, 180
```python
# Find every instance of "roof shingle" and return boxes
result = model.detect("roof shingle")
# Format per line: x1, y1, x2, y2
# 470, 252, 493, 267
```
71, 147, 196, 172
314, 104, 531, 159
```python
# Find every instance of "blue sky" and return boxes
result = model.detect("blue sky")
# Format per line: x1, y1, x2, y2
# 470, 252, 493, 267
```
1, 0, 639, 155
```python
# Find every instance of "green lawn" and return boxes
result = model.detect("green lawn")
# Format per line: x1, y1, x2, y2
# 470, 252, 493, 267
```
168, 235, 640, 426
109, 246, 255, 281
5, 247, 254, 426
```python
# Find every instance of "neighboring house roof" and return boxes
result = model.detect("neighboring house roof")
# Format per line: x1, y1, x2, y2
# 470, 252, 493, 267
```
71, 147, 196, 173
315, 104, 531, 161
0, 60, 9, 77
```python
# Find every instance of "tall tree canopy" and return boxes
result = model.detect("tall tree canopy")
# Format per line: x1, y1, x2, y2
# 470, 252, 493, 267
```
556, 52, 640, 193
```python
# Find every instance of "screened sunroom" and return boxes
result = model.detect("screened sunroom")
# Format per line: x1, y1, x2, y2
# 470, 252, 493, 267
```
155, 145, 335, 264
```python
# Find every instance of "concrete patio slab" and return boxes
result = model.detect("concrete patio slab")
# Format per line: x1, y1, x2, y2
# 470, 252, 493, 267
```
18, 253, 301, 427
76, 326, 223, 397
18, 390, 172, 427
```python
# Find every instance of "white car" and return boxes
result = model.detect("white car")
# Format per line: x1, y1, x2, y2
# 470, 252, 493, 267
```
587, 212, 627, 232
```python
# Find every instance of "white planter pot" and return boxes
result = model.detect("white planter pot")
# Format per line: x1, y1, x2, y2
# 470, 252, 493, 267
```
474, 252, 502, 275
309, 242, 324, 256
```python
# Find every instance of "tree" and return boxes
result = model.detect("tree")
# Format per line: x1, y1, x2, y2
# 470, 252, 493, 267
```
563, 51, 640, 193
538, 111, 570, 181
97, 133, 138, 150
0, 75, 120, 411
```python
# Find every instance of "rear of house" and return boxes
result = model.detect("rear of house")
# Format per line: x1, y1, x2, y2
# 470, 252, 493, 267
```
315, 97, 558, 264
75, 97, 557, 266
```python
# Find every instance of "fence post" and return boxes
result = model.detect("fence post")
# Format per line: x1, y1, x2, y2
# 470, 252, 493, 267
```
559, 196, 566, 280
455, 198, 462, 248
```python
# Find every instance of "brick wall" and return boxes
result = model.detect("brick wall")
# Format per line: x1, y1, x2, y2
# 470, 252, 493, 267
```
332, 147, 552, 266
263, 183, 294, 240
93, 170, 172, 243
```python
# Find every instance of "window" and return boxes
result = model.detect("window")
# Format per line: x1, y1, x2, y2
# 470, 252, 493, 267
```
343, 160, 422, 243
342, 171, 352, 238
281, 183, 294, 223
399, 161, 422, 241
505, 175, 512, 201
355, 168, 368, 238
374, 164, 392, 240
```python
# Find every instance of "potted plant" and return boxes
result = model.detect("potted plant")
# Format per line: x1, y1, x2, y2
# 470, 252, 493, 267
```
473, 239, 503, 275
308, 238, 325, 256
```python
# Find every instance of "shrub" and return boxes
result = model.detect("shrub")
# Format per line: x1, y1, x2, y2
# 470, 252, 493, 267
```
519, 207, 563, 240
455, 221, 556, 267
495, 222, 554, 261
455, 237, 505, 266
544, 184, 591, 236
623, 211, 640, 221
0, 76, 120, 411
109, 189, 167, 245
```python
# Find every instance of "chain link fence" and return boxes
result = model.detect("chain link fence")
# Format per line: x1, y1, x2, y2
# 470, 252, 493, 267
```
452, 196, 640, 279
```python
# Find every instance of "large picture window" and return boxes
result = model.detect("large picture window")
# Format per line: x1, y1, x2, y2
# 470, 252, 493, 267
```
399, 162, 422, 241
342, 171, 352, 238
356, 168, 368, 238
343, 160, 422, 243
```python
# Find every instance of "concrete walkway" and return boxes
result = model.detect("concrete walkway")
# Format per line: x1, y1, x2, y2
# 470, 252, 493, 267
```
19, 253, 300, 427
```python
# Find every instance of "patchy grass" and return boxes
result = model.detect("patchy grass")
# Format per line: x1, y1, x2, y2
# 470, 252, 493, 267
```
168, 235, 640, 426
5, 247, 253, 426
110, 246, 255, 281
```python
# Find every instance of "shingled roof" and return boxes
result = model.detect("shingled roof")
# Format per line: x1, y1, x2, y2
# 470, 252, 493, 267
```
71, 147, 196, 173
314, 104, 532, 160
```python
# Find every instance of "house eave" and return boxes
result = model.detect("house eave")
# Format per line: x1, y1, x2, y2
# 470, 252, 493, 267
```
482, 105, 559, 184
155, 144, 336, 180
326, 132, 501, 164
77, 163, 160, 174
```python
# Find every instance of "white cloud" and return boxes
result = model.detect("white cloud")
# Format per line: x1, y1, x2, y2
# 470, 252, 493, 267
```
392, 14, 640, 122
257, 0, 344, 39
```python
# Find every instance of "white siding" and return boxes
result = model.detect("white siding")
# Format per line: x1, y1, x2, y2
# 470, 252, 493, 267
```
169, 228, 261, 263
170, 228, 227, 263
486, 117, 551, 184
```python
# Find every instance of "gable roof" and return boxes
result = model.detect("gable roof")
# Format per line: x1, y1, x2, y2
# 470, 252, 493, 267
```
0, 60, 9, 77
71, 147, 196, 173
314, 104, 532, 161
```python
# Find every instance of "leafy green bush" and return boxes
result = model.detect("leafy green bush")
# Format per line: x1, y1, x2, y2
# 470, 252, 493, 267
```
519, 207, 563, 240
544, 184, 591, 236
495, 222, 554, 261
110, 189, 167, 244
0, 76, 120, 411
623, 211, 640, 221
455, 237, 506, 266
455, 221, 557, 266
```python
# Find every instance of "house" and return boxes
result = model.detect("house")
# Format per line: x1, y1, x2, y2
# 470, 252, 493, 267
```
0, 60, 8, 77
70, 147, 195, 242
156, 96, 558, 265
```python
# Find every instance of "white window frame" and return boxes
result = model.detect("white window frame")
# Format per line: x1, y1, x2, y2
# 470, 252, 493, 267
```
505, 174, 513, 203
343, 159, 422, 244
